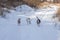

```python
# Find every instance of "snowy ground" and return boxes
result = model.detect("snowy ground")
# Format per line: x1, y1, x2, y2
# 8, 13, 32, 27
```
0, 5, 60, 40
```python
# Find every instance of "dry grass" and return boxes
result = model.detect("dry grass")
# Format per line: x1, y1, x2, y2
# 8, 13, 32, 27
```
55, 8, 60, 21
0, 0, 60, 9
50, 3, 60, 21
53, 3, 60, 7
36, 2, 50, 8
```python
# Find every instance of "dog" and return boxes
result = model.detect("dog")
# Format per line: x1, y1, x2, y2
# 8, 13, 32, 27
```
18, 18, 21, 25
26, 18, 31, 24
36, 17, 41, 26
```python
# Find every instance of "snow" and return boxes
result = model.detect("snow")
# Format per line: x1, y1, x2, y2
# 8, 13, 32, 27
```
0, 4, 60, 40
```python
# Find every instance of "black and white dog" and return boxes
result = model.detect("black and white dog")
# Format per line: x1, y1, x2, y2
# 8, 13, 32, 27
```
36, 17, 41, 26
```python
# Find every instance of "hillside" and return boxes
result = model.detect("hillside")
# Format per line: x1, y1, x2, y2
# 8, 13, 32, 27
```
0, 0, 60, 22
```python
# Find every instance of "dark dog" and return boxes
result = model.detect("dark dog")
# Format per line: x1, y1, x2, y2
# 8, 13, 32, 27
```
18, 18, 21, 25
37, 19, 41, 24
36, 17, 41, 26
